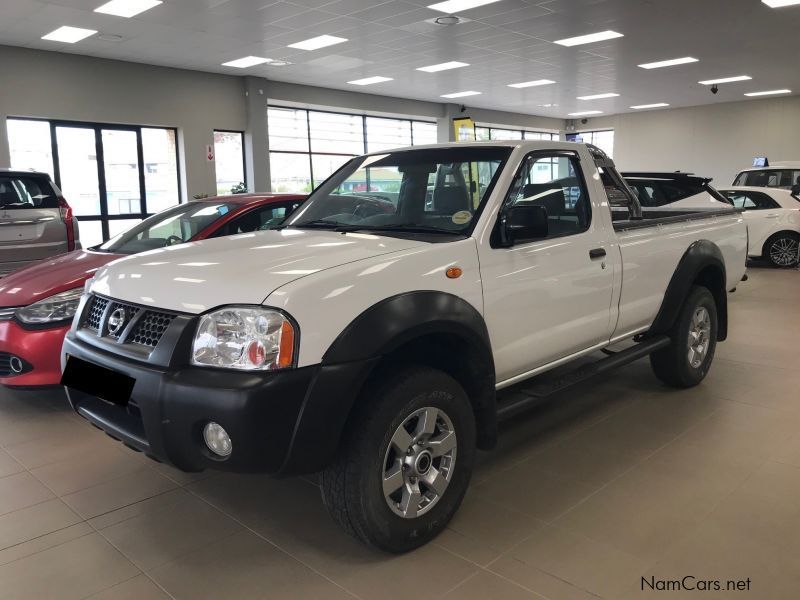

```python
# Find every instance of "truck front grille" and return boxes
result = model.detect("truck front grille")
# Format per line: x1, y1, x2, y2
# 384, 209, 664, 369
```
130, 311, 175, 348
80, 295, 177, 349
85, 296, 109, 332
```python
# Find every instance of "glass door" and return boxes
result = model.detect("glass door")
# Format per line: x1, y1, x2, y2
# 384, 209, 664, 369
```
102, 128, 144, 238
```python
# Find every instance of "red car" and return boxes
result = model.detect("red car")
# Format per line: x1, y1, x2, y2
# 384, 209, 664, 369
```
0, 193, 305, 387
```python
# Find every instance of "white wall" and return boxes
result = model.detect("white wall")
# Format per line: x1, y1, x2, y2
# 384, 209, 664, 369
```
582, 96, 800, 186
0, 45, 247, 198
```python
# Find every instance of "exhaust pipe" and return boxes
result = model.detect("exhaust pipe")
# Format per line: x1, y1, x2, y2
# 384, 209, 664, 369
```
9, 356, 24, 374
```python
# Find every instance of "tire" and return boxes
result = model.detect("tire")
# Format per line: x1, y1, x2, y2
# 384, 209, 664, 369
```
764, 232, 800, 268
321, 366, 476, 553
650, 285, 718, 388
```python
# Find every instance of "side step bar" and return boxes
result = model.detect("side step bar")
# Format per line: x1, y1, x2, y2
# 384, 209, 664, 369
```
496, 335, 671, 422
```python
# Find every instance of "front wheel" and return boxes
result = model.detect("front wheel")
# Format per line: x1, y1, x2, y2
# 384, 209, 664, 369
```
321, 366, 476, 553
650, 285, 718, 388
765, 232, 799, 268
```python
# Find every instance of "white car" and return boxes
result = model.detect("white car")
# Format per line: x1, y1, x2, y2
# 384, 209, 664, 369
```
718, 186, 800, 267
733, 162, 800, 191
61, 141, 747, 552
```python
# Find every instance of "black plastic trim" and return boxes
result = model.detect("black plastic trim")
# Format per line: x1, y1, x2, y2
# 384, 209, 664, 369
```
613, 208, 741, 232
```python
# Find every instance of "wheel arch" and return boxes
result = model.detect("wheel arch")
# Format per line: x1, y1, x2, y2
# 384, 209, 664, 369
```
762, 230, 800, 265
649, 240, 729, 341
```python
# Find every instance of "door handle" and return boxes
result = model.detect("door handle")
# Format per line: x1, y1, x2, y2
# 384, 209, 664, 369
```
589, 248, 606, 259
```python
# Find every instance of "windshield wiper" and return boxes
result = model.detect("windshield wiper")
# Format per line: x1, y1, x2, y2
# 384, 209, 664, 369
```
341, 223, 464, 235
284, 219, 344, 230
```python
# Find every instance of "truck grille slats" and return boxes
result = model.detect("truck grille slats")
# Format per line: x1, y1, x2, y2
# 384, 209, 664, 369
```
80, 295, 176, 350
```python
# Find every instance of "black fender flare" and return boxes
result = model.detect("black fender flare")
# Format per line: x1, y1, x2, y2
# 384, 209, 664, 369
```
278, 292, 497, 474
649, 240, 728, 341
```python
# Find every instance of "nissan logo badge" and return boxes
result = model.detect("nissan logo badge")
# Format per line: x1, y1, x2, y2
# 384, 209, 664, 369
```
107, 307, 127, 335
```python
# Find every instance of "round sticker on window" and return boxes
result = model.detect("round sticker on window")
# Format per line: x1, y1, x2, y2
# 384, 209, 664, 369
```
452, 210, 473, 225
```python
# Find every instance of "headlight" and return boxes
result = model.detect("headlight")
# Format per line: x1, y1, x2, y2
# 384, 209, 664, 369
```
191, 307, 296, 371
15, 288, 84, 325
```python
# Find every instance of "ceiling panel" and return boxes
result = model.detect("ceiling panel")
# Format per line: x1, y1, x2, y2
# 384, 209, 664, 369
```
1, 0, 799, 118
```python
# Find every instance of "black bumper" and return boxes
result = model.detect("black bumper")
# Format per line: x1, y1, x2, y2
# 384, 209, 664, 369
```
62, 331, 376, 475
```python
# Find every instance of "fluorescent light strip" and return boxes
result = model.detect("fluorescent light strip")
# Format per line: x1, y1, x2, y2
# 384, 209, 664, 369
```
762, 0, 800, 7
428, 0, 503, 13
222, 56, 271, 68
441, 90, 481, 98
638, 56, 698, 69
417, 61, 469, 72
577, 93, 619, 100
94, 0, 162, 18
568, 111, 603, 116
41, 26, 97, 43
698, 75, 751, 85
347, 76, 393, 86
508, 79, 556, 88
744, 89, 792, 96
554, 30, 623, 47
630, 103, 670, 109
288, 35, 347, 51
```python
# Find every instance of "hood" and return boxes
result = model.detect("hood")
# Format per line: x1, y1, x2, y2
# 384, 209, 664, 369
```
0, 250, 120, 308
90, 229, 427, 313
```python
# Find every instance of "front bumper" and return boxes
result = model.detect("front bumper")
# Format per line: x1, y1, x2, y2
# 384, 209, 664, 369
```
0, 320, 70, 387
62, 330, 375, 475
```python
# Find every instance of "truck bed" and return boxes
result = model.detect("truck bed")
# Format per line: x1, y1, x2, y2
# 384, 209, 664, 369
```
611, 207, 742, 231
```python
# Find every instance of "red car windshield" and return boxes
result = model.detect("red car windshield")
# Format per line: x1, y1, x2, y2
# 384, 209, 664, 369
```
97, 202, 236, 254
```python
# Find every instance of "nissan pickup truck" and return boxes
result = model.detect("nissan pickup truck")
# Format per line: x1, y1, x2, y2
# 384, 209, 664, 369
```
61, 141, 747, 553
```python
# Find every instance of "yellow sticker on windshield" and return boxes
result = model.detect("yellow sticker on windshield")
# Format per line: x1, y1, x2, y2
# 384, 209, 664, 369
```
452, 210, 473, 225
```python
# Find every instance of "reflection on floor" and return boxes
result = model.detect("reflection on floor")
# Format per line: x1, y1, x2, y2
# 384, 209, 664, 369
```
0, 267, 798, 599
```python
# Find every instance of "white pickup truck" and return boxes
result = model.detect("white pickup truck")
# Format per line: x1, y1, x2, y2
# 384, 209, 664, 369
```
61, 141, 747, 552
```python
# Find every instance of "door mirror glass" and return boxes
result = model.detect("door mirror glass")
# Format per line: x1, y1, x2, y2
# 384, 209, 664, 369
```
505, 204, 548, 245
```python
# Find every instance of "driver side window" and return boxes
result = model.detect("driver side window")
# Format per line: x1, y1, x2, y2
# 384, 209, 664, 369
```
506, 153, 591, 238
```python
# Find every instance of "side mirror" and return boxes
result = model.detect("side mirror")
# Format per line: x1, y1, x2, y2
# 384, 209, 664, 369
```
503, 204, 548, 246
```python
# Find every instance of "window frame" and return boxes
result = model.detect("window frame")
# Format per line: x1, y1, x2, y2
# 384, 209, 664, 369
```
493, 149, 593, 247
7, 116, 181, 242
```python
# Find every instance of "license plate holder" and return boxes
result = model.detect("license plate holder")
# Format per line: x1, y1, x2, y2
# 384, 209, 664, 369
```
61, 356, 135, 407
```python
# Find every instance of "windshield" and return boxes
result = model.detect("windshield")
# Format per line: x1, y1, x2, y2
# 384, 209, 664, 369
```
98, 202, 236, 254
286, 147, 512, 236
734, 169, 800, 188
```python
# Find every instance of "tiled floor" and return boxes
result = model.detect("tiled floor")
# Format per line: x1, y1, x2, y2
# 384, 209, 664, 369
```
1, 266, 798, 599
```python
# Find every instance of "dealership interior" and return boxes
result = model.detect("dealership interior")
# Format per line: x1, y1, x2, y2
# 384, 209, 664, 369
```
1, 0, 800, 598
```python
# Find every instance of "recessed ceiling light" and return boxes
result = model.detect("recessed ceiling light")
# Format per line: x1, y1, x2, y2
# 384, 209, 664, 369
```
508, 79, 556, 88
347, 76, 394, 85
97, 33, 125, 42
630, 103, 670, 109
568, 110, 603, 116
222, 56, 272, 68
41, 26, 97, 43
417, 61, 469, 72
266, 59, 292, 67
428, 0, 503, 13
288, 35, 347, 51
553, 30, 623, 47
744, 89, 792, 96
698, 75, 752, 85
638, 56, 698, 69
762, 0, 800, 7
434, 15, 462, 25
94, 0, 162, 18
441, 90, 481, 98
577, 93, 619, 100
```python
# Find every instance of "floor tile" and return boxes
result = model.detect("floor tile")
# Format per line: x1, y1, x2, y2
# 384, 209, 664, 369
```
0, 450, 22, 479
86, 574, 171, 599
442, 570, 546, 599
0, 471, 54, 516
31, 445, 146, 496
0, 522, 94, 566
0, 498, 81, 551
0, 533, 139, 600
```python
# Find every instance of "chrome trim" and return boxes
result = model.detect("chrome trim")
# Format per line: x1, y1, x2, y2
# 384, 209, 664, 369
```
0, 307, 19, 321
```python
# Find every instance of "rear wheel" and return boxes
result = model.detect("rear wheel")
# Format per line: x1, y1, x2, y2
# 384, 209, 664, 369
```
321, 366, 476, 553
764, 232, 799, 268
650, 285, 718, 388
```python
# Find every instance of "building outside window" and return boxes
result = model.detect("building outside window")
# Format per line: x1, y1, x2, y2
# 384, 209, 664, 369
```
267, 107, 438, 193
6, 117, 181, 247
213, 130, 246, 195
566, 130, 615, 157
475, 126, 558, 142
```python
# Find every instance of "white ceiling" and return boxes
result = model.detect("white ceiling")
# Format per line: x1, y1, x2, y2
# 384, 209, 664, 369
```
2, 0, 800, 118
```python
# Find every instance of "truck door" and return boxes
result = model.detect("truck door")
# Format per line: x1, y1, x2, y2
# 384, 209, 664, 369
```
479, 150, 618, 383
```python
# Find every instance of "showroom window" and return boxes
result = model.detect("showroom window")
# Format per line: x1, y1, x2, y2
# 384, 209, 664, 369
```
475, 126, 558, 141
6, 117, 181, 247
213, 130, 246, 195
567, 130, 615, 157
267, 106, 437, 193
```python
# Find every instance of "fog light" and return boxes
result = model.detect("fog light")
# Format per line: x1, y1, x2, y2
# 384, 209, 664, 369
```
9, 356, 24, 374
203, 422, 232, 458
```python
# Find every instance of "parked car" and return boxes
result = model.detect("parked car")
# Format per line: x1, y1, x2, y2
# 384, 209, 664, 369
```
718, 186, 800, 267
61, 141, 746, 552
622, 172, 731, 211
0, 193, 304, 387
732, 162, 800, 190
0, 169, 79, 277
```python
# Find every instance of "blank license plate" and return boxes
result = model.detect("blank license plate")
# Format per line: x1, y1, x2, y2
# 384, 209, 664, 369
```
61, 356, 135, 407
